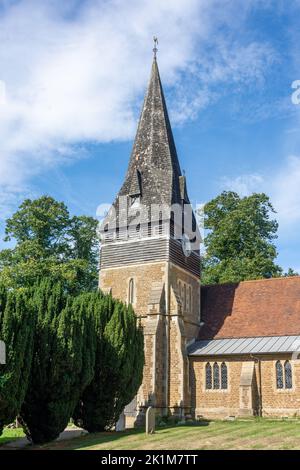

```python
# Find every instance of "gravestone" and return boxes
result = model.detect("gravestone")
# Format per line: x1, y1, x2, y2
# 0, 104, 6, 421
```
116, 411, 125, 431
145, 406, 155, 434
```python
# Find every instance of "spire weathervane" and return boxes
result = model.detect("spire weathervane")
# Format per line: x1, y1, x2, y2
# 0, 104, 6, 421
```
153, 36, 158, 58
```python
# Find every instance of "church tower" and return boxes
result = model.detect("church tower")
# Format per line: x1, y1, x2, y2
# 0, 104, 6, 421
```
99, 45, 201, 420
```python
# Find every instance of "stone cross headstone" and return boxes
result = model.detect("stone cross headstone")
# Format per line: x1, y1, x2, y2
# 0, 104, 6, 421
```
145, 406, 155, 434
116, 411, 125, 432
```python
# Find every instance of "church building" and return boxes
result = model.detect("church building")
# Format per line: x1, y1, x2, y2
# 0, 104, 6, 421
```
99, 48, 300, 422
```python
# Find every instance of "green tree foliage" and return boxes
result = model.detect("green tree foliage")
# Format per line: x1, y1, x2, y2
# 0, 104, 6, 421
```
201, 191, 283, 284
0, 286, 35, 435
20, 280, 96, 444
283, 268, 299, 277
73, 293, 144, 432
0, 196, 99, 291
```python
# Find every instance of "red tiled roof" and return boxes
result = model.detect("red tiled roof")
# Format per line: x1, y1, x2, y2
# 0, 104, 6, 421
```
199, 276, 300, 340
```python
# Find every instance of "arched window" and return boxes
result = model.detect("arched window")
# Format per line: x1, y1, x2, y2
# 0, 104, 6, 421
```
213, 362, 220, 389
284, 360, 292, 389
183, 284, 187, 310
128, 278, 134, 305
205, 363, 212, 389
276, 361, 283, 389
221, 362, 228, 389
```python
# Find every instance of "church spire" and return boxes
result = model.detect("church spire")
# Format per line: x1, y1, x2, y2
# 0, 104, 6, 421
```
117, 44, 185, 208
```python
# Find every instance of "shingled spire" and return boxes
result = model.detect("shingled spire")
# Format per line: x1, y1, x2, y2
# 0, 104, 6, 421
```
117, 56, 186, 208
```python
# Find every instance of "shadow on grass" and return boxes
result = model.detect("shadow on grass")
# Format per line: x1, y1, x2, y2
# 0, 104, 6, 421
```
40, 420, 211, 450
40, 427, 144, 450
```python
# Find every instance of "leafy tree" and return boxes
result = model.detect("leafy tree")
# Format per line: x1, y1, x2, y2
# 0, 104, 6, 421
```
20, 280, 96, 444
0, 286, 35, 435
283, 268, 299, 277
73, 294, 144, 432
0, 196, 99, 291
201, 191, 283, 284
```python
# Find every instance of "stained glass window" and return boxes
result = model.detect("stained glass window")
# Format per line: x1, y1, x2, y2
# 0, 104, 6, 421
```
221, 362, 228, 389
205, 363, 212, 389
213, 362, 220, 389
284, 361, 292, 389
276, 361, 283, 389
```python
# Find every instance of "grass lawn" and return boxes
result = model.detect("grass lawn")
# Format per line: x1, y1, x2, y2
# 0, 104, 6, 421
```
0, 428, 25, 446
1, 419, 300, 450
37, 419, 300, 450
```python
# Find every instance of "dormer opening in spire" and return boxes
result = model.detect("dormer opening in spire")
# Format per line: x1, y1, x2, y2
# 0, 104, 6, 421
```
129, 169, 142, 208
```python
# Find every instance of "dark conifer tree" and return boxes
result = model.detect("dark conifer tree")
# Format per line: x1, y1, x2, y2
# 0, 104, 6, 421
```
0, 286, 35, 435
20, 281, 96, 444
73, 294, 144, 432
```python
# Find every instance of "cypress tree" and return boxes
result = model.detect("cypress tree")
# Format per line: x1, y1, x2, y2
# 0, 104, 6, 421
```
115, 303, 144, 420
73, 293, 144, 432
0, 286, 35, 435
20, 281, 96, 444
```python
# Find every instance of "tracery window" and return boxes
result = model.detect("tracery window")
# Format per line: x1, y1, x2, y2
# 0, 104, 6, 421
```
276, 360, 293, 390
276, 360, 284, 389
206, 362, 228, 390
205, 363, 212, 389
221, 362, 228, 390
284, 360, 292, 389
213, 362, 220, 389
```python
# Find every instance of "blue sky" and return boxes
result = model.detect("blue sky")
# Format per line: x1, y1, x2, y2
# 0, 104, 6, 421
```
0, 0, 300, 272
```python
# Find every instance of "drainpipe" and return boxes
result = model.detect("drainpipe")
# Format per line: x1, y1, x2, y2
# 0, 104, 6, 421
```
250, 354, 262, 417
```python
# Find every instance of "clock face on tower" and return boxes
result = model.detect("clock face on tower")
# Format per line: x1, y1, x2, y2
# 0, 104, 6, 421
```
181, 233, 191, 257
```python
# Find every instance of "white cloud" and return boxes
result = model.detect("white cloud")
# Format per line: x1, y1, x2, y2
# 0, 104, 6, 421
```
0, 0, 278, 217
272, 155, 300, 227
197, 41, 277, 86
222, 174, 264, 197
0, 185, 34, 221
